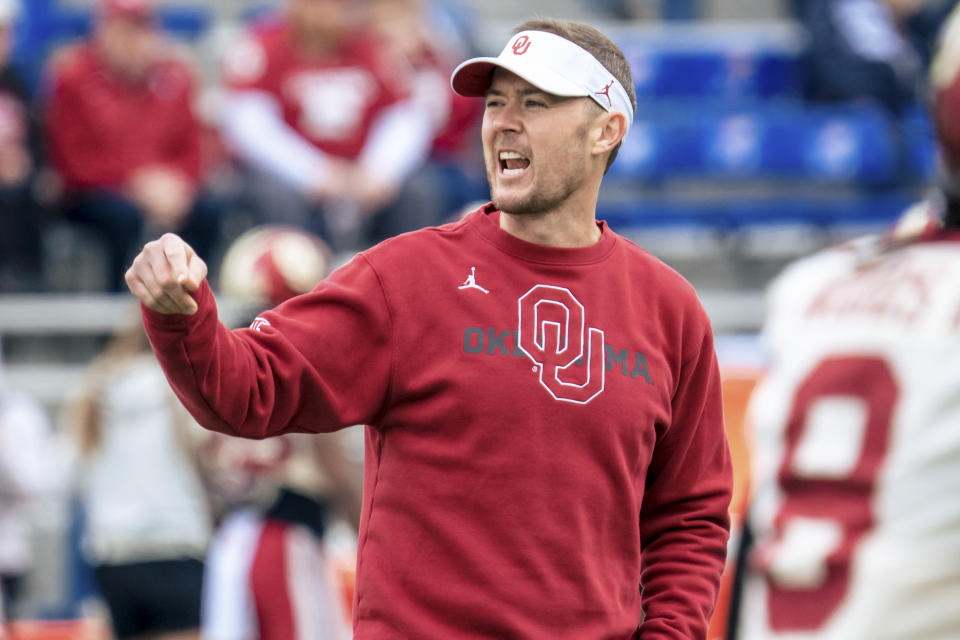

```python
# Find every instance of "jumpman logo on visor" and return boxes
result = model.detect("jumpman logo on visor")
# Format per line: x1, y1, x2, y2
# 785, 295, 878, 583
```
595, 80, 614, 108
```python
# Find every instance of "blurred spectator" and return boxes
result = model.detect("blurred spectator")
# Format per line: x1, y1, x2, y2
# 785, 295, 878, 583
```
0, 0, 44, 292
201, 226, 360, 640
45, 0, 220, 291
219, 0, 441, 252
0, 336, 59, 622
64, 322, 215, 640
369, 0, 486, 222
791, 0, 957, 116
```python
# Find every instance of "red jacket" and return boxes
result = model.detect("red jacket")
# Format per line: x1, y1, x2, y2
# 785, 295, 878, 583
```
45, 43, 201, 191
143, 205, 733, 639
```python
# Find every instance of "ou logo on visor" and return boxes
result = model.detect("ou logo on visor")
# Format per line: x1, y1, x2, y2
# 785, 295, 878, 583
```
511, 35, 531, 55
517, 285, 605, 404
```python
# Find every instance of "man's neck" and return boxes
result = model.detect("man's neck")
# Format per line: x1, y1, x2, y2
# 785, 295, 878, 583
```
498, 191, 601, 248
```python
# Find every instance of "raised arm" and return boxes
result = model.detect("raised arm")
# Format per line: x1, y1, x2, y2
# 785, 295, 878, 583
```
125, 234, 393, 439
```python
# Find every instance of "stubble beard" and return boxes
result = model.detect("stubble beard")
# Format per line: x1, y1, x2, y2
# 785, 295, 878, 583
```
489, 158, 586, 216
488, 117, 592, 216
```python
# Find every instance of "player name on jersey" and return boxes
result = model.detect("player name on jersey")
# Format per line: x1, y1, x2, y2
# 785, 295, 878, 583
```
804, 250, 959, 327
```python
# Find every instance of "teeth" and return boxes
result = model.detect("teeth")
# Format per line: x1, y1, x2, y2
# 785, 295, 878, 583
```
499, 151, 525, 160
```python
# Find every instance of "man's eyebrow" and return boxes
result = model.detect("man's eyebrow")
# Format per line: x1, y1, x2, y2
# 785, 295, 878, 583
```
520, 88, 552, 98
484, 87, 554, 99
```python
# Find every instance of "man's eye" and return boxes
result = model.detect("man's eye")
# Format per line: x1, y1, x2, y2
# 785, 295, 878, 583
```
525, 100, 546, 108
485, 100, 503, 108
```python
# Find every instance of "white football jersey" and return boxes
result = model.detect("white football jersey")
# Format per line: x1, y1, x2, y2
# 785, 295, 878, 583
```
740, 231, 960, 639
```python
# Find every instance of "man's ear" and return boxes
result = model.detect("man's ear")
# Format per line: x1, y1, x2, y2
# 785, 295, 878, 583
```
590, 111, 628, 158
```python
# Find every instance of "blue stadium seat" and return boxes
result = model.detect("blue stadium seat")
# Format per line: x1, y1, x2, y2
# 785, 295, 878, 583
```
622, 49, 806, 100
613, 27, 807, 100
901, 103, 938, 181
610, 101, 902, 186
157, 7, 213, 39
598, 193, 916, 234
752, 102, 899, 185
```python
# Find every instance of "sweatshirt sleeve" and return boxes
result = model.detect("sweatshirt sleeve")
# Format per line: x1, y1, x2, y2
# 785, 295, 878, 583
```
637, 311, 732, 639
142, 254, 393, 439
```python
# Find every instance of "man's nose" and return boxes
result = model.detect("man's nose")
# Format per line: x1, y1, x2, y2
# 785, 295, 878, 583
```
490, 101, 523, 133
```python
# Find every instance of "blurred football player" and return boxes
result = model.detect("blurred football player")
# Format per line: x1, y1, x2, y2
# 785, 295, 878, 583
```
732, 8, 960, 639
201, 226, 358, 640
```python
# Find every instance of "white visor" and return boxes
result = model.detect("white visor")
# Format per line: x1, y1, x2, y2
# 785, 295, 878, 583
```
451, 30, 634, 131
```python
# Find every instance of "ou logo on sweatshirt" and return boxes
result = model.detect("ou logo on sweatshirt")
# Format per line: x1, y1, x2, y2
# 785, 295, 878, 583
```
517, 285, 606, 404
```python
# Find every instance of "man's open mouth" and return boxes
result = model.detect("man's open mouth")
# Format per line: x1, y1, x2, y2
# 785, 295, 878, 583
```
499, 151, 531, 177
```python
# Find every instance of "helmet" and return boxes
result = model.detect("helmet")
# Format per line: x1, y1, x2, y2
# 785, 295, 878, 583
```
932, 5, 960, 173
199, 431, 328, 505
219, 225, 333, 308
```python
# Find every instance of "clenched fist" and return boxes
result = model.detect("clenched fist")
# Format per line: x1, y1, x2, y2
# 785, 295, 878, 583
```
125, 233, 208, 315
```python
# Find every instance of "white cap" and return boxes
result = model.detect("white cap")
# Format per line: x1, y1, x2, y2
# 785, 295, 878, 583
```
451, 30, 634, 132
0, 0, 19, 24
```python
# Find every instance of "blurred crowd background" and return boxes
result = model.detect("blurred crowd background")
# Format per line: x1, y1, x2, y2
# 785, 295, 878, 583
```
0, 0, 954, 296
0, 0, 956, 638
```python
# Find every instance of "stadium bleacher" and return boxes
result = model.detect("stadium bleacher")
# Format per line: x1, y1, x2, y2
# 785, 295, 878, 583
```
11, 4, 936, 278
611, 101, 907, 184
592, 21, 934, 283
0, 2, 935, 363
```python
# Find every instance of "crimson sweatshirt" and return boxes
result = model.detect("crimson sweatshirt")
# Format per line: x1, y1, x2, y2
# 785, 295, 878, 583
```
144, 205, 732, 639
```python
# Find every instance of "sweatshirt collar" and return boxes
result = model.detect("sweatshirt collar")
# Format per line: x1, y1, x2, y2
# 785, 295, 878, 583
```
468, 203, 617, 265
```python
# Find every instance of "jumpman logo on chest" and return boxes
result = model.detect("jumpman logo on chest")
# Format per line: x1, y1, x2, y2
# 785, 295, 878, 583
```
458, 266, 489, 294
